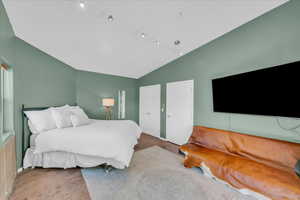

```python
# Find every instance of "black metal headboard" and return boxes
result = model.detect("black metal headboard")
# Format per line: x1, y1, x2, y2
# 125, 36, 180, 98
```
21, 104, 77, 166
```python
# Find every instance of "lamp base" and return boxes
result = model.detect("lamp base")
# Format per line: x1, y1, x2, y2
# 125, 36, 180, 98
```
104, 106, 113, 120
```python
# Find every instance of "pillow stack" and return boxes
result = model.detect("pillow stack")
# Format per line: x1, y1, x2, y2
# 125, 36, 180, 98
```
24, 105, 90, 134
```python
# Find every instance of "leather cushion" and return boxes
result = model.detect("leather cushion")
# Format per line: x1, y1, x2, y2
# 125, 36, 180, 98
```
189, 126, 300, 172
181, 144, 300, 200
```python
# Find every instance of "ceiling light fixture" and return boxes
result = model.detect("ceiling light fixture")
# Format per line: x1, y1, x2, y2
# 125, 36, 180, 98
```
141, 33, 146, 38
108, 15, 114, 22
79, 1, 85, 8
174, 40, 181, 45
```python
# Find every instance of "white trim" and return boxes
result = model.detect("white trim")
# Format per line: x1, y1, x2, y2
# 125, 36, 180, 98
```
159, 136, 181, 146
17, 168, 23, 174
158, 136, 168, 141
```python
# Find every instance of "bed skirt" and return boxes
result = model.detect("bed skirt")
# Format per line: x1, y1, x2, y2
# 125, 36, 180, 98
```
23, 148, 127, 169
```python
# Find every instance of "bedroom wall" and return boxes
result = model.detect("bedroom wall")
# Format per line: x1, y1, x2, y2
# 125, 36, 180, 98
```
13, 39, 77, 168
76, 70, 138, 122
1, 0, 77, 168
138, 0, 300, 143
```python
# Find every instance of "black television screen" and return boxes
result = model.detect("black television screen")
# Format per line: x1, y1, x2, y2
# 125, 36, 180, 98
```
212, 61, 300, 118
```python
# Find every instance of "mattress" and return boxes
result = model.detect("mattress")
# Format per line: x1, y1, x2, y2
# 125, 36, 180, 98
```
24, 147, 126, 169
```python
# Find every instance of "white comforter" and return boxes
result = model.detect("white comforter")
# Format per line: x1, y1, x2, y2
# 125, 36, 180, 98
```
34, 120, 142, 167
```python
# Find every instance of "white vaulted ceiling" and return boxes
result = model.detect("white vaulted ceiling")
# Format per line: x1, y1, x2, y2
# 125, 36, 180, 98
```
3, 0, 288, 78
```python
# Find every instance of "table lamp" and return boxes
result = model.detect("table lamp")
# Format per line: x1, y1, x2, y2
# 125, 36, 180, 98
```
102, 98, 115, 120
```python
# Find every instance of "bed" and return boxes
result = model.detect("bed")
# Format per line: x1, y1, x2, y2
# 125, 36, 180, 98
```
22, 104, 142, 169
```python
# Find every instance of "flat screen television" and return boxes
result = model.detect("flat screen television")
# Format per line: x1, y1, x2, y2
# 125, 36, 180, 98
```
212, 61, 300, 118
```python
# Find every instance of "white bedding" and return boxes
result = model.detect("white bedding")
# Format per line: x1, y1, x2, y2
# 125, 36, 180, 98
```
27, 120, 141, 169
30, 134, 38, 147
24, 148, 128, 169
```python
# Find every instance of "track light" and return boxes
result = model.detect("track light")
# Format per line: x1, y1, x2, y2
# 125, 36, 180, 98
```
79, 1, 85, 8
108, 15, 114, 22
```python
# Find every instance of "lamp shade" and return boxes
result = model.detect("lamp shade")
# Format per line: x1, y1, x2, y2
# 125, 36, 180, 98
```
102, 98, 115, 107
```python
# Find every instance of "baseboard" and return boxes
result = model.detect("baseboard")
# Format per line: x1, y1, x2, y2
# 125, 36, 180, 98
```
157, 136, 180, 146
158, 136, 168, 141
17, 168, 23, 174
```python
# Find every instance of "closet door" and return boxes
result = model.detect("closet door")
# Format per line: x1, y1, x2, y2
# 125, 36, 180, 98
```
166, 80, 194, 145
139, 85, 161, 138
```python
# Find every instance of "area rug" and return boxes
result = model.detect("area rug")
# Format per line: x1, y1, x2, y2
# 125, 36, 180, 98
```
81, 146, 258, 200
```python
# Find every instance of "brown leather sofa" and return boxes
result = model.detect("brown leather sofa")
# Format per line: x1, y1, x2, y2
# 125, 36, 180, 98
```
180, 126, 300, 200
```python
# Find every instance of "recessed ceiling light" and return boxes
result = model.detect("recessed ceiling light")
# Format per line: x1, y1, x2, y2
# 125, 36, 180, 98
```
174, 40, 181, 45
79, 1, 85, 8
108, 15, 114, 22
141, 33, 146, 38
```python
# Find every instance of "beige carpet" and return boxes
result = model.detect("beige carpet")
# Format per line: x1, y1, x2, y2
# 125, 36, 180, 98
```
81, 146, 258, 200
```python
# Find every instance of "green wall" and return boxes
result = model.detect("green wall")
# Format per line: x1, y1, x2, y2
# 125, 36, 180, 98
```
0, 0, 74, 168
14, 39, 77, 168
76, 70, 138, 122
138, 0, 300, 143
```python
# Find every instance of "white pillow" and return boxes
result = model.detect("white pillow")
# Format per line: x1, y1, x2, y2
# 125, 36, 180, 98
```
51, 105, 73, 128
70, 114, 90, 127
70, 106, 89, 118
70, 107, 90, 127
28, 120, 39, 134
25, 109, 57, 132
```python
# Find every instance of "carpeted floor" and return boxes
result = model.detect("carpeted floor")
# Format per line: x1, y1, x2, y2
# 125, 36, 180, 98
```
81, 146, 258, 200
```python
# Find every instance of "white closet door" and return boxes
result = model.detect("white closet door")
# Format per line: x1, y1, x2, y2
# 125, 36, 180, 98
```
139, 85, 161, 138
166, 80, 194, 145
